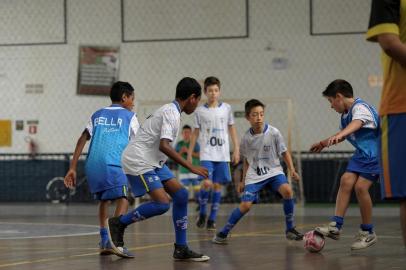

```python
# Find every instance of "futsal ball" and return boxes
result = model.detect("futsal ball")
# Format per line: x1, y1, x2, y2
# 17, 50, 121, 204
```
303, 230, 325, 253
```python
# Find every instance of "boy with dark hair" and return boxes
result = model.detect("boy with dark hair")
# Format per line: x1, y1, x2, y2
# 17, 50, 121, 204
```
311, 79, 380, 250
176, 125, 201, 204
187, 76, 240, 231
107, 77, 210, 261
213, 99, 303, 244
64, 81, 139, 257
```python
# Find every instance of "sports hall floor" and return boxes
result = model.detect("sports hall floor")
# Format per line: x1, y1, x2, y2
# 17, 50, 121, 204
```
0, 203, 404, 270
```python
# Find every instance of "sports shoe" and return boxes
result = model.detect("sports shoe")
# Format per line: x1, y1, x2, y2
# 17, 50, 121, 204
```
206, 220, 216, 231
106, 217, 134, 258
99, 239, 114, 255
212, 232, 228, 244
173, 244, 210, 262
351, 230, 377, 250
315, 221, 341, 240
286, 227, 304, 241
196, 214, 206, 228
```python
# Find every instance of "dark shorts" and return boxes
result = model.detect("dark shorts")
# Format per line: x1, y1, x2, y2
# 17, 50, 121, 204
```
380, 114, 406, 199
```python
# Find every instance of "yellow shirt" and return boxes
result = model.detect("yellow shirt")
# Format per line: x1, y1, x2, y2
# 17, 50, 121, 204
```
366, 0, 406, 115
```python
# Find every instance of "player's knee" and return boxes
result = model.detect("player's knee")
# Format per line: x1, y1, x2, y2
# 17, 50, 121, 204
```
279, 184, 293, 199
339, 176, 354, 192
354, 182, 369, 195
239, 202, 252, 213
213, 182, 222, 191
202, 180, 212, 190
172, 188, 189, 205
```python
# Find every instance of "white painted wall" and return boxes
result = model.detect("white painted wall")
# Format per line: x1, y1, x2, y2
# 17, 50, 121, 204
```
0, 0, 383, 153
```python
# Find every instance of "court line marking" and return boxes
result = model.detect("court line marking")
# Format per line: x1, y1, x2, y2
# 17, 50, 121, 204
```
0, 225, 312, 268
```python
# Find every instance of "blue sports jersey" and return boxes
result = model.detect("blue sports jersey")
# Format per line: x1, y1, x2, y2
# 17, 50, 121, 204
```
341, 98, 380, 174
85, 104, 138, 193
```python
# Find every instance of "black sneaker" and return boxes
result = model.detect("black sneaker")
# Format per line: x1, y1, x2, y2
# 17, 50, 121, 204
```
173, 244, 210, 262
206, 220, 216, 231
106, 217, 133, 258
286, 227, 304, 241
212, 232, 228, 244
196, 214, 206, 228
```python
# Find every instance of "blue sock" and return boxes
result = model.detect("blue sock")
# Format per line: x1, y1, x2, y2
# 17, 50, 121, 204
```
331, 216, 344, 229
220, 208, 245, 236
360, 223, 374, 234
199, 189, 210, 216
172, 188, 189, 246
209, 191, 222, 221
119, 201, 170, 225
100, 227, 108, 242
283, 198, 295, 231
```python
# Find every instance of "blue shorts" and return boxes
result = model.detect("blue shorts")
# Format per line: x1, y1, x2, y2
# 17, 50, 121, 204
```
86, 165, 128, 194
94, 185, 128, 201
241, 174, 288, 202
346, 154, 380, 182
380, 114, 406, 199
199, 160, 231, 184
180, 178, 200, 187
127, 165, 175, 197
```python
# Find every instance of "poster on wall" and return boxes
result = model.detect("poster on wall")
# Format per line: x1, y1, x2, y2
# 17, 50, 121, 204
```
77, 46, 120, 95
0, 120, 12, 147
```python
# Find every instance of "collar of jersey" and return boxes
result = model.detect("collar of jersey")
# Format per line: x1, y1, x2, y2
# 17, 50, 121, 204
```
110, 104, 123, 108
249, 123, 269, 135
204, 102, 223, 108
172, 100, 181, 113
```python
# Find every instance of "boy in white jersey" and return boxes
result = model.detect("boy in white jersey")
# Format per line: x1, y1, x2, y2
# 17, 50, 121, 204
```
212, 99, 303, 244
187, 76, 240, 231
310, 80, 379, 250
106, 77, 210, 261
64, 81, 139, 257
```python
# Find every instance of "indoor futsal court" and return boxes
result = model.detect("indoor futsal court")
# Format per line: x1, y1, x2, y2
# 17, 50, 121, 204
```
0, 204, 404, 270
1, 0, 406, 270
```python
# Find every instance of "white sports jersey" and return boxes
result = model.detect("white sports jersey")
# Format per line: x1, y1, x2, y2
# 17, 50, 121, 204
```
240, 124, 287, 185
122, 101, 181, 175
340, 103, 377, 130
193, 102, 234, 162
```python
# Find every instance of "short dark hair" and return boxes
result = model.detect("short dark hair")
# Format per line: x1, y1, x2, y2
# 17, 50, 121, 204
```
322, 79, 353, 98
245, 99, 265, 116
176, 77, 202, 100
204, 76, 221, 90
182, 124, 191, 130
110, 81, 134, 102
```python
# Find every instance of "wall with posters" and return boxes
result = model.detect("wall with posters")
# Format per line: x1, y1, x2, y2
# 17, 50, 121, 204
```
0, 0, 381, 153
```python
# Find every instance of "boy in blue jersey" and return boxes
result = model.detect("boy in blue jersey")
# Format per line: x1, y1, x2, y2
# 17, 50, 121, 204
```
187, 76, 240, 231
64, 81, 139, 257
212, 99, 303, 244
310, 79, 380, 250
107, 77, 210, 261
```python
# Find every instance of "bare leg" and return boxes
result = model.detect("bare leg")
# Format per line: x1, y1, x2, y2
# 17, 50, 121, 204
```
354, 177, 373, 225
99, 201, 110, 228
114, 197, 129, 217
335, 172, 358, 217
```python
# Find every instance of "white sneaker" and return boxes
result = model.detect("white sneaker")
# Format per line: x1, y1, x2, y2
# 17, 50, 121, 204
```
351, 230, 377, 250
315, 221, 341, 240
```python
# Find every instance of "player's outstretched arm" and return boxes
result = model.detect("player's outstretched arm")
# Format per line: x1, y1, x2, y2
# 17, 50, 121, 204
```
229, 125, 240, 165
160, 138, 208, 178
187, 128, 199, 163
64, 130, 90, 188
236, 159, 249, 194
282, 151, 300, 181
377, 33, 406, 67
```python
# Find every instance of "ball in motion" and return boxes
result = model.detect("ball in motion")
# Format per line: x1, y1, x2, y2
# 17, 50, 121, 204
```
303, 230, 325, 253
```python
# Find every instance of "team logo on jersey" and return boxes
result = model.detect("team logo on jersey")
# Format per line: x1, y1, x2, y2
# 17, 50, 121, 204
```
263, 145, 271, 152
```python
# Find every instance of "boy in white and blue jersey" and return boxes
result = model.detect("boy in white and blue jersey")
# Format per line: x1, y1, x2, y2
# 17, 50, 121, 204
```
310, 79, 380, 250
187, 76, 240, 231
107, 77, 210, 262
64, 81, 139, 257
213, 99, 303, 244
